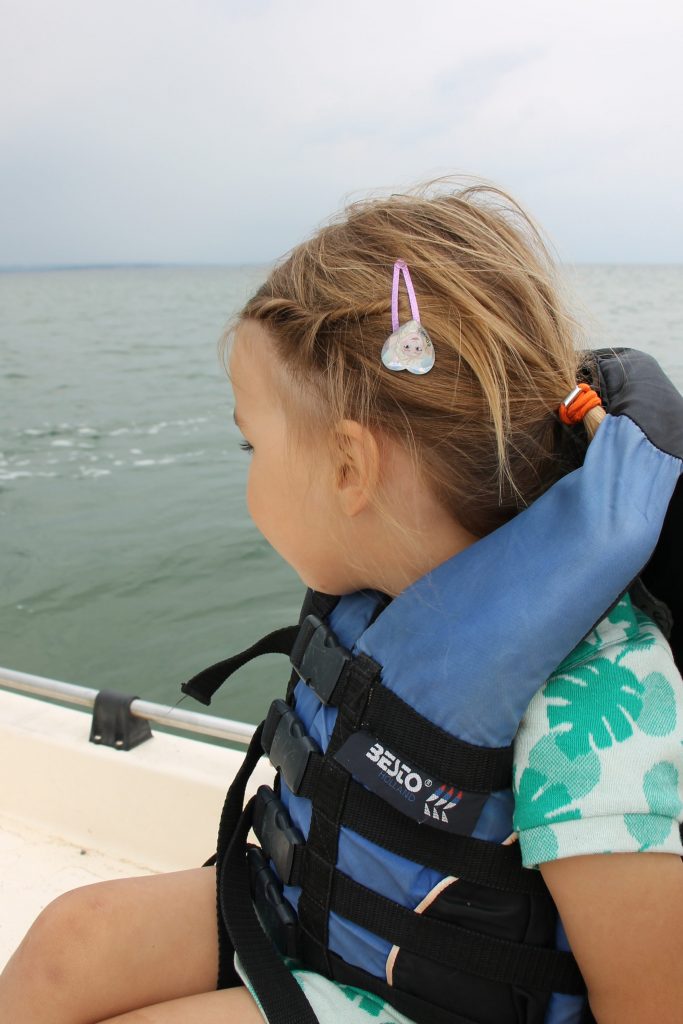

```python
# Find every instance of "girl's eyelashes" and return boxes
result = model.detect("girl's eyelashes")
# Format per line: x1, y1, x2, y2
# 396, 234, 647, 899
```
239, 439, 254, 454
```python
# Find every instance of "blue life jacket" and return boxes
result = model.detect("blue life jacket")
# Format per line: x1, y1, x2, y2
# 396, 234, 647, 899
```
183, 349, 683, 1024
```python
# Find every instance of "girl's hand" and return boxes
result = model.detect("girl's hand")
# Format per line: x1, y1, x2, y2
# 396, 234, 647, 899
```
540, 852, 683, 1024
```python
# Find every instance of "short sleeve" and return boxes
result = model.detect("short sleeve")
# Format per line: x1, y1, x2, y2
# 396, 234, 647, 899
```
512, 596, 683, 868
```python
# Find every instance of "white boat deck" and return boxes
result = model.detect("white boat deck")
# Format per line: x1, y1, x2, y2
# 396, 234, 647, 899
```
0, 812, 156, 968
0, 686, 273, 969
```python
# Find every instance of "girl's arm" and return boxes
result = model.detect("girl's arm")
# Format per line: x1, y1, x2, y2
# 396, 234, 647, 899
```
541, 852, 683, 1024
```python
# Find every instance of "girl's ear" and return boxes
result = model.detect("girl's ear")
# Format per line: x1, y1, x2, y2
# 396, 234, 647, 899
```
333, 419, 380, 517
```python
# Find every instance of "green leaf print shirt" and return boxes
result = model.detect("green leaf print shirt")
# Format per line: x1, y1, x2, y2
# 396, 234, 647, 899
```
513, 593, 683, 867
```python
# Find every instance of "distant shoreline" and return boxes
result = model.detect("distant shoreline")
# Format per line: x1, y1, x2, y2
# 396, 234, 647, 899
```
0, 262, 268, 274
0, 260, 680, 274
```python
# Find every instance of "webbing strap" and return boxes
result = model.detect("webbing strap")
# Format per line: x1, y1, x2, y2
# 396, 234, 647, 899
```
182, 627, 299, 706
219, 797, 321, 1024
294, 647, 370, 977
339, 779, 545, 895
329, 655, 380, 753
216, 722, 265, 868
295, 759, 351, 976
330, 872, 585, 995
214, 722, 266, 989
362, 684, 513, 793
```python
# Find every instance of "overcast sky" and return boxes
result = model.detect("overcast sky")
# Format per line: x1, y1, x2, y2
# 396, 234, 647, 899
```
2, 0, 682, 266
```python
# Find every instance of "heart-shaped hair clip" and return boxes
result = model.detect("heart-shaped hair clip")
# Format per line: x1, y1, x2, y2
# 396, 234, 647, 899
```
380, 260, 435, 375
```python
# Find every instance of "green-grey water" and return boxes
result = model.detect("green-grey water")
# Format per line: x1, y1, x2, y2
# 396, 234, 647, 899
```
2, 265, 682, 728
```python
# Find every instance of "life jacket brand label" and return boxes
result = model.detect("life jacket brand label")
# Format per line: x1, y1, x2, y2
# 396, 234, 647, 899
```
365, 741, 423, 792
335, 731, 487, 835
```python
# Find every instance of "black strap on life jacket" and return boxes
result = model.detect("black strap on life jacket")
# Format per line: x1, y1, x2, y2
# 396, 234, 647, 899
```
207, 722, 265, 988
219, 792, 321, 1024
181, 627, 300, 707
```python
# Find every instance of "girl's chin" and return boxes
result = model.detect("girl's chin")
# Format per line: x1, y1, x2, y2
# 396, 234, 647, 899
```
297, 572, 362, 597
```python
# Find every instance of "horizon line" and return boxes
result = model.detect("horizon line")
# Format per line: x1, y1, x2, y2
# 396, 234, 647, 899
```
1, 258, 682, 274
0, 260, 271, 274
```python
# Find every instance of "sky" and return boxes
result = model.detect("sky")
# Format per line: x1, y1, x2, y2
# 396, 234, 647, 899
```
1, 0, 682, 266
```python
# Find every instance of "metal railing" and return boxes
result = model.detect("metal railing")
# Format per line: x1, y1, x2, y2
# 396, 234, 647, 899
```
0, 666, 255, 746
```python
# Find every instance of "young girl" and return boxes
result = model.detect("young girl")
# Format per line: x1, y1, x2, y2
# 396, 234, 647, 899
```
1, 182, 682, 1024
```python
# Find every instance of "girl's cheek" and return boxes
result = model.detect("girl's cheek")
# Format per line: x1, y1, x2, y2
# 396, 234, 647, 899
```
245, 470, 258, 524
245, 468, 271, 542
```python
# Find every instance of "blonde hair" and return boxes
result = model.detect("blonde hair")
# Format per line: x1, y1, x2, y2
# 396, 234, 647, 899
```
234, 181, 604, 537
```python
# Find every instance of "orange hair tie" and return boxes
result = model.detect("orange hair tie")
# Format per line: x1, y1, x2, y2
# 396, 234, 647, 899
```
558, 382, 603, 425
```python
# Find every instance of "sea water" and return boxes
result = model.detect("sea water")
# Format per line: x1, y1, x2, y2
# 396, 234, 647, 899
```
1, 264, 682, 728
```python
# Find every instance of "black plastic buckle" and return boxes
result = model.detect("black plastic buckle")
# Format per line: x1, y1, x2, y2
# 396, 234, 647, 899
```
290, 614, 353, 705
262, 699, 319, 794
253, 785, 304, 886
248, 845, 300, 960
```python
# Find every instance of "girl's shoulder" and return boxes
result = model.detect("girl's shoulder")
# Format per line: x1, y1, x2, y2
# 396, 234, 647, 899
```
513, 593, 683, 868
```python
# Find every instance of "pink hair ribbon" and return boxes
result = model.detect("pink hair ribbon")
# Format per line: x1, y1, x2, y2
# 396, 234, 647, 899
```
391, 259, 421, 332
